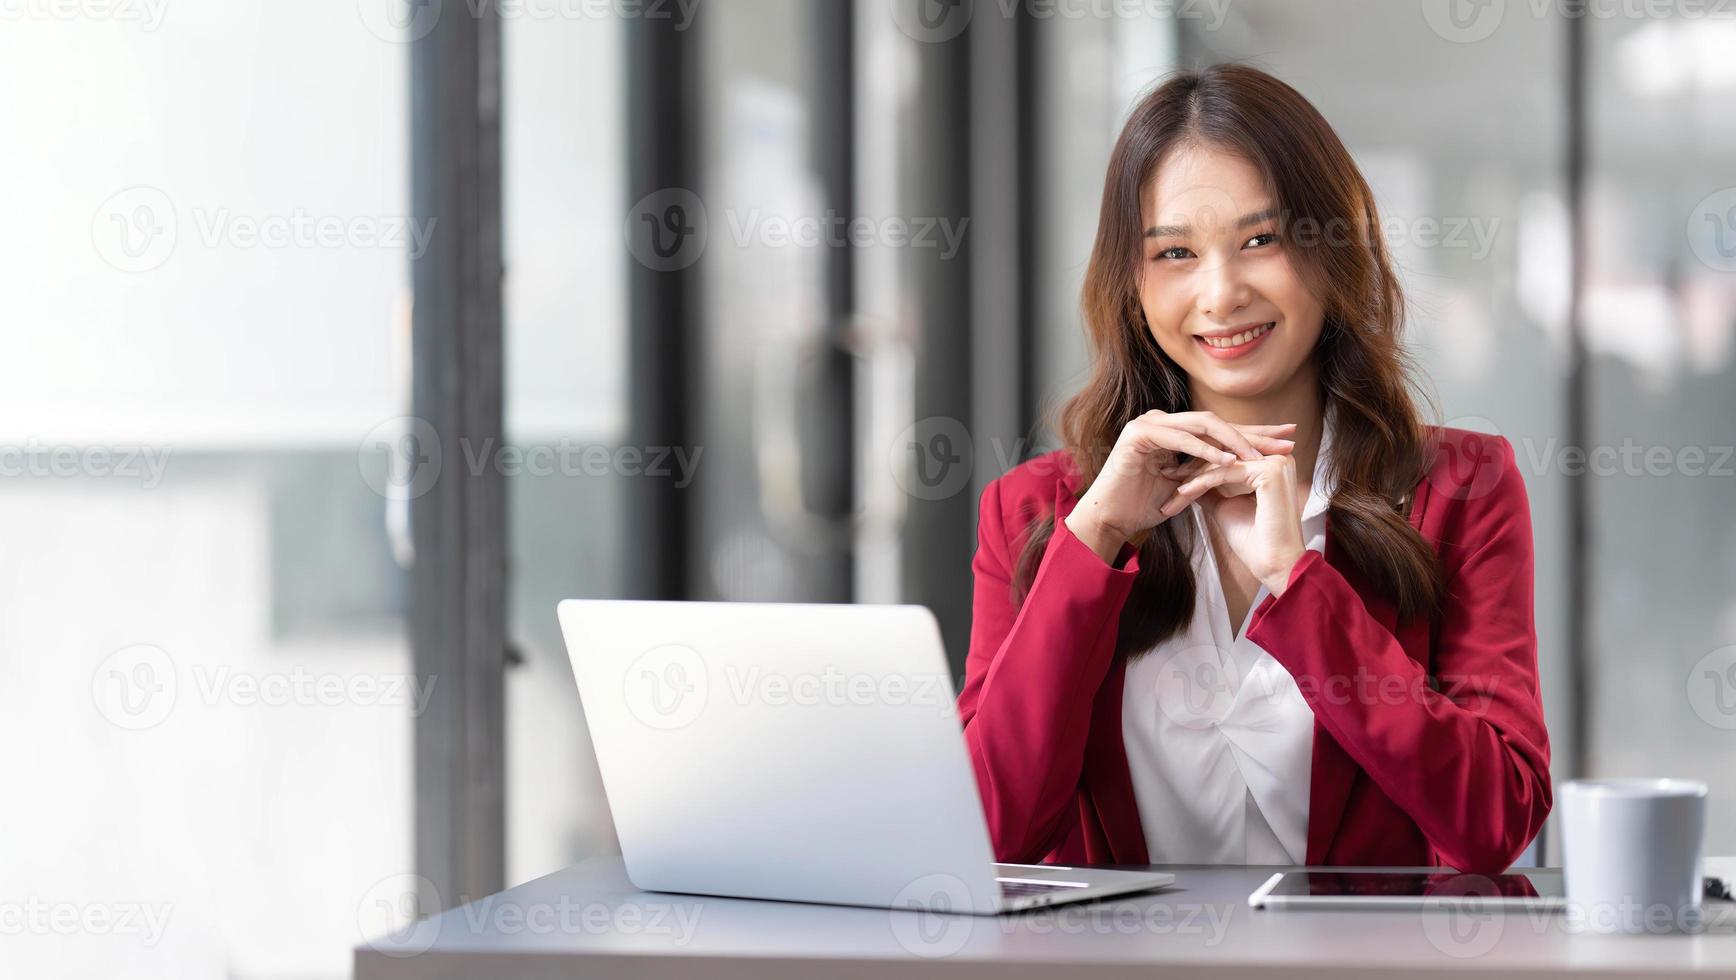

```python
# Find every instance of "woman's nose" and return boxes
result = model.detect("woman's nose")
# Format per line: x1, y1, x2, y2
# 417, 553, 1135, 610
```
1197, 254, 1252, 319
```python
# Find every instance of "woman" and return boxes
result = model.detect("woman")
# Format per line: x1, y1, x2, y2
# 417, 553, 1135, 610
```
958, 64, 1551, 874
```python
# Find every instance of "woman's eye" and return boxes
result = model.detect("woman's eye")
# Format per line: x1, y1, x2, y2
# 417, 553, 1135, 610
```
1154, 246, 1193, 261
1245, 232, 1278, 249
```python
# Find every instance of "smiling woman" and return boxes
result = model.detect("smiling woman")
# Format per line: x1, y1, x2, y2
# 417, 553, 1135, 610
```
956, 64, 1551, 873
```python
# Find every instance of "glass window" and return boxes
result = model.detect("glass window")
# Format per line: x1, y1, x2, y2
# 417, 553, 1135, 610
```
0, 4, 413, 976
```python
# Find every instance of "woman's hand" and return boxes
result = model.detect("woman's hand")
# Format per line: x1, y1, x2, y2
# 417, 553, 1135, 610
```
1063, 410, 1296, 565
1156, 451, 1307, 594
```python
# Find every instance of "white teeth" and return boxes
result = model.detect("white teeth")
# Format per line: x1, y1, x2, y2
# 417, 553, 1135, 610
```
1202, 323, 1273, 348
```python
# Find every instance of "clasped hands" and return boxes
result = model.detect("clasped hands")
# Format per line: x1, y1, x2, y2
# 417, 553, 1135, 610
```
1064, 410, 1310, 595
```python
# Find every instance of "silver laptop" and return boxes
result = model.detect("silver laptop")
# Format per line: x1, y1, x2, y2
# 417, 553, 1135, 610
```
557, 599, 1175, 915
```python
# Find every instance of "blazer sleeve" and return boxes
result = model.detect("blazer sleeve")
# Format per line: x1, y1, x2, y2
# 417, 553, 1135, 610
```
1245, 435, 1552, 874
955, 474, 1143, 862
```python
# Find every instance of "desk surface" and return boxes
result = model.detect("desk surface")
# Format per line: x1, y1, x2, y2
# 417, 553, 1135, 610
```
355, 857, 1736, 980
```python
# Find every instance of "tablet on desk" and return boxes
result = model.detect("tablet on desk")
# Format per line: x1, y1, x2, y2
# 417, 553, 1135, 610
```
1248, 870, 1566, 911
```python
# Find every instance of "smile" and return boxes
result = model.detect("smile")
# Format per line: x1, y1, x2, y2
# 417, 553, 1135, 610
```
1194, 322, 1275, 360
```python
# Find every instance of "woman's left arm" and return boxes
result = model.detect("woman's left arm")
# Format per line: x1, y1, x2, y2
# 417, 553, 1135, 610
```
1244, 435, 1552, 874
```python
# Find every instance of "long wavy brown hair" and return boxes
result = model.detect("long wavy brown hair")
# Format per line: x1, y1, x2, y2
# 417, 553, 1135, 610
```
1011, 63, 1443, 658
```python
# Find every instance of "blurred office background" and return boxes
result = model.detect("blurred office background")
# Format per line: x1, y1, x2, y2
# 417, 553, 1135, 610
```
4, 0, 1735, 976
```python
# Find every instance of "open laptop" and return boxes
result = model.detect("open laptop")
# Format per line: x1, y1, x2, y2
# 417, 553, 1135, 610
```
557, 599, 1175, 915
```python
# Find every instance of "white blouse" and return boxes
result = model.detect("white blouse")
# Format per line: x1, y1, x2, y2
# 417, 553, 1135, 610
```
1120, 416, 1336, 865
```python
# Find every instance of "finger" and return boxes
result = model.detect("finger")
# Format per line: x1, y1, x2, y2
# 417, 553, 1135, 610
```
1159, 464, 1242, 517
1232, 422, 1298, 437
1132, 421, 1237, 466
1172, 464, 1239, 500
1161, 436, 1291, 476
1158, 480, 1213, 519
1243, 434, 1297, 455
1158, 463, 1207, 481
1164, 412, 1263, 461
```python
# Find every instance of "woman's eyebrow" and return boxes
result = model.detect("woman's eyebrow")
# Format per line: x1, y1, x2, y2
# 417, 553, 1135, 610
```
1144, 205, 1280, 238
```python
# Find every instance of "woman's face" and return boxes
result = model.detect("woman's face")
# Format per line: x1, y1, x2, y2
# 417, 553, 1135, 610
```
1137, 143, 1326, 402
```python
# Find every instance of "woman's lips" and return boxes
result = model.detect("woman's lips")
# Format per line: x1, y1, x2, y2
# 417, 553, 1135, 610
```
1194, 322, 1275, 360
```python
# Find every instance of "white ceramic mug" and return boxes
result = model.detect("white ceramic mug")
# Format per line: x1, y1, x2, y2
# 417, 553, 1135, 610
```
1560, 778, 1707, 934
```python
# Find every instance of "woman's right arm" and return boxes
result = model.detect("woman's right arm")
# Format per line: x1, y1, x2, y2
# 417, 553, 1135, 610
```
955, 475, 1144, 862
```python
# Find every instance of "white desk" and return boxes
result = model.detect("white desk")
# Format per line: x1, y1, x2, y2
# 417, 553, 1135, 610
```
355, 857, 1736, 980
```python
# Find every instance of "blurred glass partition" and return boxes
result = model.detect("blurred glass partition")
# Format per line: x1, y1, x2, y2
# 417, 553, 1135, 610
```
499, 10, 629, 885
694, 0, 856, 603
0, 5, 413, 976
1583, 11, 1736, 853
1031, 9, 1181, 427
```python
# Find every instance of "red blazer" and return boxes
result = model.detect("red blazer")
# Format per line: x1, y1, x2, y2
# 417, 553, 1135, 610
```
957, 426, 1552, 874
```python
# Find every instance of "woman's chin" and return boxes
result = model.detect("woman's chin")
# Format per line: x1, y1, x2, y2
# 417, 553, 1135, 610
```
1191, 364, 1285, 401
